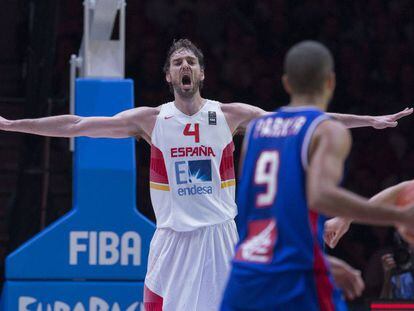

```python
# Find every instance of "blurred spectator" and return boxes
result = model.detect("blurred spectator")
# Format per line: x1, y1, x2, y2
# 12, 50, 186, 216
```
380, 233, 414, 299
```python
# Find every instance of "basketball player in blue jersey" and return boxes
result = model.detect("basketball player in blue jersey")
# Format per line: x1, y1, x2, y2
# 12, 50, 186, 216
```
221, 40, 414, 311
0, 39, 412, 311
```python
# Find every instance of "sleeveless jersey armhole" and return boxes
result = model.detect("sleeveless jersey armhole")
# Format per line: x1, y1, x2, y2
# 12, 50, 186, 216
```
301, 115, 330, 170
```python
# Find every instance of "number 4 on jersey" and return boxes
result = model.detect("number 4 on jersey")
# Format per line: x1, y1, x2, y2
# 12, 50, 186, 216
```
183, 123, 200, 143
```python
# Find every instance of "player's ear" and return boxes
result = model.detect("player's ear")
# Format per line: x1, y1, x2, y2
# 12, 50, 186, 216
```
282, 74, 292, 95
327, 72, 336, 91
200, 68, 205, 82
166, 71, 172, 83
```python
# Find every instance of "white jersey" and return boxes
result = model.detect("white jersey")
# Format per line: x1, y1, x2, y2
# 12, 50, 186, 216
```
150, 99, 237, 231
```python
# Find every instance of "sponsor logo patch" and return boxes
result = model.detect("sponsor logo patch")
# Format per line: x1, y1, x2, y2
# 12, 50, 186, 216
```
188, 160, 212, 182
175, 159, 213, 196
235, 218, 277, 263
208, 111, 217, 125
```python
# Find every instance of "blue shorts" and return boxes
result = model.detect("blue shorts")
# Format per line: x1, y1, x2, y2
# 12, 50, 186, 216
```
220, 269, 348, 311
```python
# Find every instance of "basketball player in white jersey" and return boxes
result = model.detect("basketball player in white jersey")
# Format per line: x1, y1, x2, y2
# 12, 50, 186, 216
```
0, 39, 411, 310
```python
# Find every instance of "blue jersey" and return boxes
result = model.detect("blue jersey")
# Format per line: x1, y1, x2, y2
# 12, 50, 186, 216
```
221, 106, 347, 311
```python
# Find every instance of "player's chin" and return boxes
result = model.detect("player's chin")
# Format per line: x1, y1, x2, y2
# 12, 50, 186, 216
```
181, 85, 193, 92
176, 88, 194, 98
178, 85, 197, 96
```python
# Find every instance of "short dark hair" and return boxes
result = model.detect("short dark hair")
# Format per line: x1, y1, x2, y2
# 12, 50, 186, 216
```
284, 41, 334, 95
163, 39, 205, 73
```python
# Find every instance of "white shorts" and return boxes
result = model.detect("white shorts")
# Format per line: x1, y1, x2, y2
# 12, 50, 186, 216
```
144, 219, 238, 311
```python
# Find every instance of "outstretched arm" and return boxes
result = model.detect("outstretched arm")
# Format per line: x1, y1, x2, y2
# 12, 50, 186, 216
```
369, 181, 413, 204
324, 180, 414, 248
224, 103, 413, 136
0, 107, 157, 138
328, 108, 413, 129
307, 120, 414, 226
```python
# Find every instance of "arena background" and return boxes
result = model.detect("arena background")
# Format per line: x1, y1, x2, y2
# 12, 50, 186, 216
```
0, 0, 413, 309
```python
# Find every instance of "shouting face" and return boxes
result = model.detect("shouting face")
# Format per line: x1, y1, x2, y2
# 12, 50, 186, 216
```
166, 48, 205, 98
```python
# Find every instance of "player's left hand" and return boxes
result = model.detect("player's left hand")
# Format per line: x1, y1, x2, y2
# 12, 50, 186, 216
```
324, 217, 351, 248
328, 256, 365, 300
370, 108, 413, 129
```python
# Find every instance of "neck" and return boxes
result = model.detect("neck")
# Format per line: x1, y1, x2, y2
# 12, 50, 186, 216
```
174, 91, 205, 115
289, 94, 328, 111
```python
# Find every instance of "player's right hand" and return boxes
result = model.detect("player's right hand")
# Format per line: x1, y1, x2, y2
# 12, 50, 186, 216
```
370, 107, 413, 129
324, 217, 351, 248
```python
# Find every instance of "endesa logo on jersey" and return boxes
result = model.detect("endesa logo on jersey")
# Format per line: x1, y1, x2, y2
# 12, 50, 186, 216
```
175, 159, 213, 196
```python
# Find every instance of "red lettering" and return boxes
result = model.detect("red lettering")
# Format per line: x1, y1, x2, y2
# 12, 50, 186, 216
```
170, 146, 216, 158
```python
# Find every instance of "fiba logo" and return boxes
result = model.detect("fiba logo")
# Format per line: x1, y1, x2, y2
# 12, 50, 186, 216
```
69, 231, 141, 266
175, 160, 213, 196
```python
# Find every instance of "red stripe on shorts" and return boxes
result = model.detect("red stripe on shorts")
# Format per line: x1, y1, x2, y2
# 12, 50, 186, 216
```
144, 285, 163, 311
309, 211, 335, 311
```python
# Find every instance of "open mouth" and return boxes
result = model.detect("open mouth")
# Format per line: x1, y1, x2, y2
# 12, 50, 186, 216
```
181, 74, 192, 86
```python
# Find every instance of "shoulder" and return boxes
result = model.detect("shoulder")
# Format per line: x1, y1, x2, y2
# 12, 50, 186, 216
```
114, 106, 162, 141
314, 119, 350, 140
220, 102, 265, 117
220, 102, 267, 134
115, 105, 161, 121
312, 119, 352, 154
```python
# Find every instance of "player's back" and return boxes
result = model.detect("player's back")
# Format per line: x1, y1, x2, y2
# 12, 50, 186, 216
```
234, 106, 328, 270
223, 106, 346, 310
